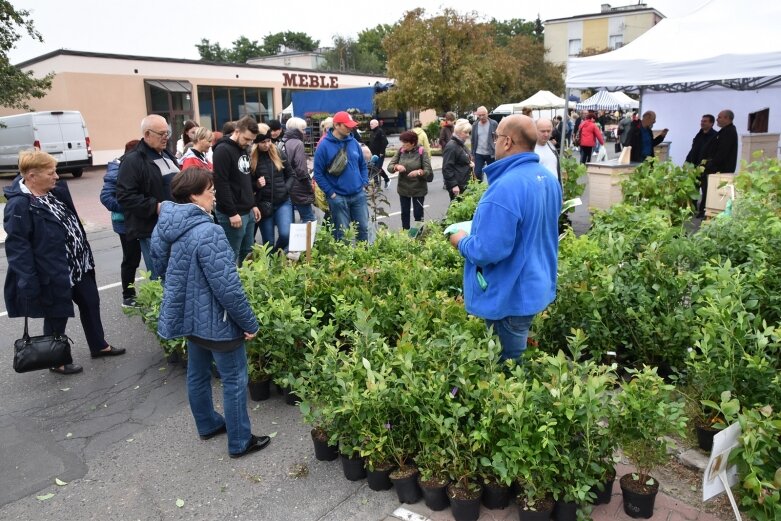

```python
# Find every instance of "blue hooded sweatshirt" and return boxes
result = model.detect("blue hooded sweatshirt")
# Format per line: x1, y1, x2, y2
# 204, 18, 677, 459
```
151, 201, 258, 342
457, 152, 561, 319
313, 129, 368, 197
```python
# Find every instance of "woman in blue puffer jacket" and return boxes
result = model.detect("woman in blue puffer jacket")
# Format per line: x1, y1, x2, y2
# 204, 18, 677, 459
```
151, 168, 271, 459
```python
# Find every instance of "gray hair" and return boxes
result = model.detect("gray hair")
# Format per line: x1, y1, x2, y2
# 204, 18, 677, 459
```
141, 114, 165, 133
286, 117, 307, 131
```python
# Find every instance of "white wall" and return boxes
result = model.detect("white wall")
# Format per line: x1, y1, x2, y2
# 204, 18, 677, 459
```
643, 84, 781, 169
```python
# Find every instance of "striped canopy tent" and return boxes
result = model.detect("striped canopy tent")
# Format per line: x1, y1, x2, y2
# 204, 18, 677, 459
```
576, 90, 636, 111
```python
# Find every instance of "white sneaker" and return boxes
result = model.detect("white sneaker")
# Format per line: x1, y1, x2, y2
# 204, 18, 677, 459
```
286, 251, 301, 262
386, 179, 392, 189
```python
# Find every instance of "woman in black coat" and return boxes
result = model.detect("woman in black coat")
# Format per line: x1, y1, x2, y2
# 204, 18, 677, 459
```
4, 150, 125, 375
251, 125, 294, 253
441, 119, 474, 201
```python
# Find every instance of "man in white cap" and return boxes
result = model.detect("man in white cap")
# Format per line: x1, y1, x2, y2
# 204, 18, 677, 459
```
313, 111, 370, 242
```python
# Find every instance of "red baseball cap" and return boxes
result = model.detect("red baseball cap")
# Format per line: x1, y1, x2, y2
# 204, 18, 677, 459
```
333, 111, 358, 128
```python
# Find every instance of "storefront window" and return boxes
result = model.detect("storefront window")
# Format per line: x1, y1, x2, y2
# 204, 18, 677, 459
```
196, 86, 275, 129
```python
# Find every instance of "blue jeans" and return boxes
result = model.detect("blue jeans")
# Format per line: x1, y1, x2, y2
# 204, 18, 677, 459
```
186, 339, 252, 455
215, 211, 255, 266
259, 200, 293, 252
328, 190, 369, 242
473, 153, 494, 182
295, 204, 316, 223
139, 238, 159, 280
485, 315, 535, 362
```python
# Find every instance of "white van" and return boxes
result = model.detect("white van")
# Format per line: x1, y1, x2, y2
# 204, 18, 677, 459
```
0, 111, 93, 177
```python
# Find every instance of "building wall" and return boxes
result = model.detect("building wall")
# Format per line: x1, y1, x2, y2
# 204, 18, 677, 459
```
582, 18, 609, 52
544, 10, 662, 66
0, 53, 385, 165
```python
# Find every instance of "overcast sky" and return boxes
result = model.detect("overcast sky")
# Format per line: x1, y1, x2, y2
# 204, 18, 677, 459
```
10, 0, 710, 64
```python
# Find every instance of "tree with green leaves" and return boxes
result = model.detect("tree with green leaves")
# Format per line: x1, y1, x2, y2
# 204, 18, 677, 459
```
261, 31, 319, 55
196, 32, 319, 63
320, 33, 386, 75
377, 8, 562, 113
0, 1, 52, 110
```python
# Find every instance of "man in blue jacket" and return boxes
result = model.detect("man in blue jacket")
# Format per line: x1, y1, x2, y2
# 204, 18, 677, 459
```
313, 111, 369, 241
449, 115, 562, 363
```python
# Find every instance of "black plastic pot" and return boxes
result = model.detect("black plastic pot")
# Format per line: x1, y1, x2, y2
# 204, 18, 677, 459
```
390, 468, 422, 503
482, 481, 510, 509
419, 477, 449, 511
310, 429, 338, 461
553, 499, 578, 521
283, 387, 300, 406
696, 423, 718, 452
248, 378, 270, 401
448, 483, 482, 521
620, 473, 659, 519
340, 453, 366, 481
517, 496, 554, 521
590, 468, 616, 505
366, 464, 395, 491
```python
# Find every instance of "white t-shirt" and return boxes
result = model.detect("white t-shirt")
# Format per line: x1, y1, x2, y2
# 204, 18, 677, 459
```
535, 143, 558, 176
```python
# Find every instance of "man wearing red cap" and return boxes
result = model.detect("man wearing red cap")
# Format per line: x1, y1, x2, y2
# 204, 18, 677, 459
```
313, 111, 370, 241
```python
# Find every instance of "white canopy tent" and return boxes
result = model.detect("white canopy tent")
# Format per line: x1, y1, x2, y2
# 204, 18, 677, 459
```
576, 91, 637, 111
566, 0, 781, 165
492, 90, 574, 117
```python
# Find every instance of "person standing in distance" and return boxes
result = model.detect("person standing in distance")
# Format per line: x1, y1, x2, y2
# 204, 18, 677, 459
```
313, 111, 370, 242
698, 109, 738, 218
211, 116, 260, 265
449, 115, 562, 363
471, 106, 498, 182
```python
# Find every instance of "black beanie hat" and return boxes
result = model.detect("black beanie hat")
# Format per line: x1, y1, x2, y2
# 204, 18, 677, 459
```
268, 119, 283, 131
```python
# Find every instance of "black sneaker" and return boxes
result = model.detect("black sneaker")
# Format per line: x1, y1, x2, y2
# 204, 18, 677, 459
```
122, 297, 138, 308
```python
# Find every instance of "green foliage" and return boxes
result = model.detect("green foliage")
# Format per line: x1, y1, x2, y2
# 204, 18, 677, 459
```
124, 276, 186, 358
490, 17, 541, 45
443, 180, 487, 226
196, 32, 319, 63
0, 1, 53, 110
614, 367, 687, 482
320, 34, 385, 74
559, 150, 586, 203
620, 159, 700, 222
731, 405, 781, 521
424, 120, 441, 145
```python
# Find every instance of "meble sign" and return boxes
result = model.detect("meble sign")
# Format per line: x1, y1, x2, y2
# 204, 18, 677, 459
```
282, 73, 339, 89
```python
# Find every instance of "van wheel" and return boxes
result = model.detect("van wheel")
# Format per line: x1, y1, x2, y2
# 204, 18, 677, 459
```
71, 169, 84, 178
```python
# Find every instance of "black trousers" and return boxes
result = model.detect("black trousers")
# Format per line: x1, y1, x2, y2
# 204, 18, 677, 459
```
580, 146, 593, 164
118, 233, 142, 299
44, 270, 108, 354
697, 171, 709, 217
399, 196, 425, 230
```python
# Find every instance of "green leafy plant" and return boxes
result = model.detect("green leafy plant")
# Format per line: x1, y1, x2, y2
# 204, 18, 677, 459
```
620, 159, 700, 222
614, 367, 688, 484
559, 149, 587, 203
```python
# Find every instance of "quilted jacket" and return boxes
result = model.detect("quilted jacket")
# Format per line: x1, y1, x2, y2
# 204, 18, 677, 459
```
151, 201, 259, 342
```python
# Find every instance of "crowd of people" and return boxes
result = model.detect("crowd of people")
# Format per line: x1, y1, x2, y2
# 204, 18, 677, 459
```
3, 102, 739, 458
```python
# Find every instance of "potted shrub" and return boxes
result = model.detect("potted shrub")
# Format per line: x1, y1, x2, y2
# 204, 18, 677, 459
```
614, 367, 688, 519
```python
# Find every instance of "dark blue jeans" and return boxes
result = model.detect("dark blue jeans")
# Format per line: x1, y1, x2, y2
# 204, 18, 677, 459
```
294, 204, 316, 223
259, 200, 293, 252
473, 153, 494, 182
485, 314, 535, 363
399, 195, 425, 230
328, 190, 369, 242
215, 211, 255, 266
186, 339, 252, 455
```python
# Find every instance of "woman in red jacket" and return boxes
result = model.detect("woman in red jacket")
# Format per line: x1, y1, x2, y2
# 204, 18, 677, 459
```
578, 114, 605, 164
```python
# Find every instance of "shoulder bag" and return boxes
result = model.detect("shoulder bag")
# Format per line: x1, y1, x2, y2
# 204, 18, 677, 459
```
13, 316, 73, 373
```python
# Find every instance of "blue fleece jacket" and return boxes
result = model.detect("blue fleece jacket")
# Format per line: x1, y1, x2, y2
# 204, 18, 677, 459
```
151, 201, 259, 342
457, 152, 562, 319
313, 129, 368, 197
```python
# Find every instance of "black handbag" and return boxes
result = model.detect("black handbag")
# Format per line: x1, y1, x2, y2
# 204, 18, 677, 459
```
13, 316, 73, 373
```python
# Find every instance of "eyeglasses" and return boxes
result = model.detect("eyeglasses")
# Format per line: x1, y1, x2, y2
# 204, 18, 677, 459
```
492, 132, 514, 145
209, 188, 216, 195
148, 129, 172, 138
